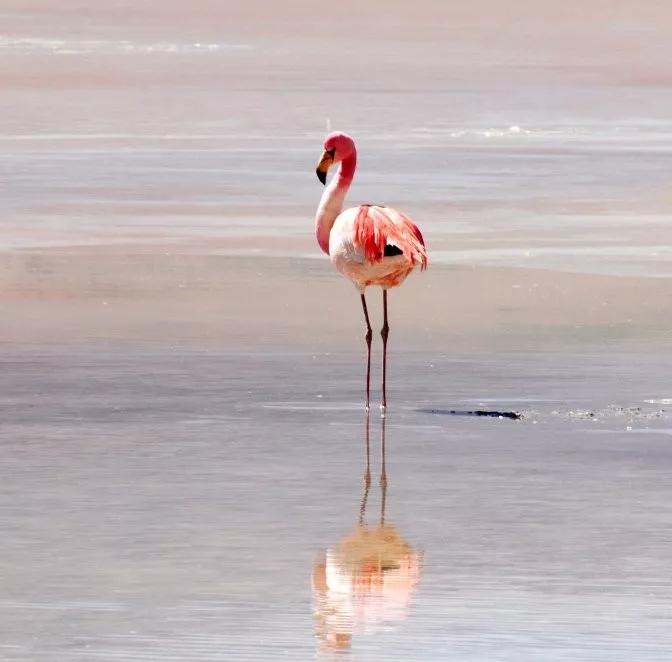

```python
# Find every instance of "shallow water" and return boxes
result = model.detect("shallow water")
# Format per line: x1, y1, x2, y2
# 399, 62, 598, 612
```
2, 1, 672, 275
2, 349, 672, 660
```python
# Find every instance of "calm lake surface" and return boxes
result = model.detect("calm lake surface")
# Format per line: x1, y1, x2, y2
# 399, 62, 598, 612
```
2, 349, 672, 660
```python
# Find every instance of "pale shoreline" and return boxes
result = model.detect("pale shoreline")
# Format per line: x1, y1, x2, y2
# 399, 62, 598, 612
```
2, 242, 671, 353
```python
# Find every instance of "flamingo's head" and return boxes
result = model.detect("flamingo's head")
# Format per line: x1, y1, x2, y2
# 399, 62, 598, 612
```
316, 131, 355, 185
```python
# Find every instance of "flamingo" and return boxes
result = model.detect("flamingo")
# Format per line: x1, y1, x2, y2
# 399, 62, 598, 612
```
314, 131, 428, 410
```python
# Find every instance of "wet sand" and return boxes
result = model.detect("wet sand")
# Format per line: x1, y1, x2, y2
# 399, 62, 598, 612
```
2, 0, 672, 659
3, 246, 672, 353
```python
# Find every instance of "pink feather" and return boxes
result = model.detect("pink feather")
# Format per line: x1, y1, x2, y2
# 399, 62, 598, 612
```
353, 205, 428, 270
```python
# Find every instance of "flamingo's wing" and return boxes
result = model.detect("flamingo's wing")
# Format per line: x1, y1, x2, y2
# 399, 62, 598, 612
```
353, 205, 428, 270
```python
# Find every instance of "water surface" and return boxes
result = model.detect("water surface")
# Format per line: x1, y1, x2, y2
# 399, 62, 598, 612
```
2, 349, 672, 660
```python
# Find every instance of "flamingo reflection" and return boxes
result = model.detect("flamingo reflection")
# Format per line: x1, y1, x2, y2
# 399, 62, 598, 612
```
312, 415, 422, 651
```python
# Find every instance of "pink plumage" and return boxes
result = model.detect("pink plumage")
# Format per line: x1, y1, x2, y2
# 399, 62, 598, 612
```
353, 205, 428, 271
314, 131, 428, 410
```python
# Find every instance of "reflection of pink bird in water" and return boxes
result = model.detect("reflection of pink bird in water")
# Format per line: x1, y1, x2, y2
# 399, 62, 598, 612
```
315, 132, 428, 410
312, 416, 422, 652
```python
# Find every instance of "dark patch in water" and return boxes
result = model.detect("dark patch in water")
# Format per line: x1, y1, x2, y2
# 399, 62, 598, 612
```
419, 408, 522, 420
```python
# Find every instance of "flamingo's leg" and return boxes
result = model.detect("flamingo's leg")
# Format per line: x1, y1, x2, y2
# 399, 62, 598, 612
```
360, 293, 373, 410
381, 290, 390, 412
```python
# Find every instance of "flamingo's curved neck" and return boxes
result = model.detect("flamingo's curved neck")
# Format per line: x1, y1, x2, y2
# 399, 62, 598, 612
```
315, 151, 357, 255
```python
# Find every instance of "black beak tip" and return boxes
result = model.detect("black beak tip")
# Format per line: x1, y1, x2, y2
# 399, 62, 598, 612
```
316, 169, 326, 185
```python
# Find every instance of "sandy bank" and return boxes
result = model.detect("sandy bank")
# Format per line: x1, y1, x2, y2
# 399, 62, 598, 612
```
2, 244, 670, 352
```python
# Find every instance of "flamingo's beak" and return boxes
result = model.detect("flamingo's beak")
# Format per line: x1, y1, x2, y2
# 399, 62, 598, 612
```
315, 148, 335, 185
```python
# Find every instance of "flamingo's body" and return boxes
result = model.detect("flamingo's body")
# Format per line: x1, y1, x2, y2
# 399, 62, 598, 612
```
314, 132, 428, 410
330, 204, 428, 290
